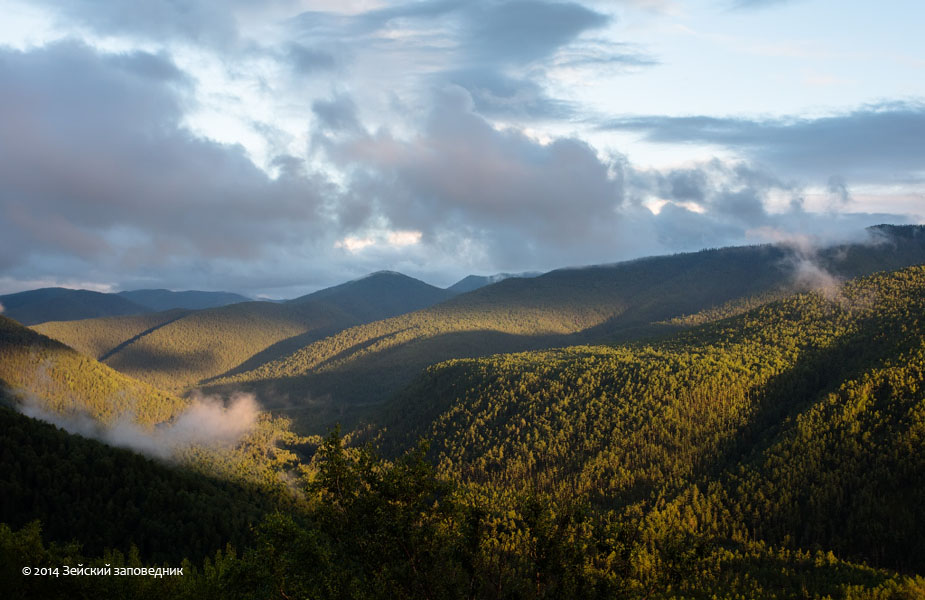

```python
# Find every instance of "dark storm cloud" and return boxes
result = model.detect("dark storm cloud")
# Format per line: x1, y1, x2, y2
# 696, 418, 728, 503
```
0, 41, 332, 284
601, 103, 925, 184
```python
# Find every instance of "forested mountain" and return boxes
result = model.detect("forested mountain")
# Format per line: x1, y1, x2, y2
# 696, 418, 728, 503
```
0, 288, 150, 326
445, 272, 541, 295
31, 271, 459, 395
4, 254, 925, 598
117, 289, 250, 311
290, 271, 453, 321
0, 401, 277, 564
33, 309, 193, 361
207, 225, 925, 432
0, 314, 305, 569
372, 265, 925, 574
90, 300, 357, 393
0, 287, 249, 326
0, 314, 305, 485
0, 314, 186, 424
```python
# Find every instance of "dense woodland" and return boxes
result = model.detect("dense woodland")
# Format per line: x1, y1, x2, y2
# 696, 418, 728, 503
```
32, 271, 458, 396
208, 227, 925, 431
3, 230, 925, 597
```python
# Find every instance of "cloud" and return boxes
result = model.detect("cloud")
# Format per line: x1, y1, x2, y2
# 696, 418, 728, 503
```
463, 0, 609, 66
313, 87, 914, 273
728, 0, 801, 9
28, 0, 305, 48
600, 102, 925, 185
440, 69, 575, 119
0, 41, 334, 291
312, 94, 363, 132
286, 0, 630, 124
745, 227, 861, 303
308, 0, 609, 66
287, 42, 337, 74
17, 392, 261, 460
0, 14, 917, 296
321, 86, 627, 268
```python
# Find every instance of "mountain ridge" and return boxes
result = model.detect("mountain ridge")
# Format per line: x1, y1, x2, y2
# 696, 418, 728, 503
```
205, 227, 925, 432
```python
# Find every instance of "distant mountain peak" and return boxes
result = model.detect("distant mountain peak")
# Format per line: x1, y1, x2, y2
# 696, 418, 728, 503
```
355, 270, 409, 281
288, 270, 451, 321
447, 271, 542, 295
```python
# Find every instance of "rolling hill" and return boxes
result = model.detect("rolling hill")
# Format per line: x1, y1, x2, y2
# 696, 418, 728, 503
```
33, 309, 192, 361
0, 288, 149, 326
0, 314, 186, 424
445, 271, 540, 295
373, 263, 925, 575
0, 286, 250, 326
206, 225, 925, 432
4, 244, 925, 598
117, 288, 250, 311
0, 314, 303, 484
290, 270, 454, 321
33, 271, 459, 394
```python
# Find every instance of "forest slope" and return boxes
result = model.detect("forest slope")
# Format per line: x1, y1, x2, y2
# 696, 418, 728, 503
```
33, 272, 453, 394
0, 287, 249, 326
4, 266, 925, 597
0, 288, 149, 326
0, 400, 278, 563
375, 264, 925, 574
116, 289, 250, 311
1, 315, 305, 491
33, 309, 192, 360
0, 315, 186, 424
210, 226, 925, 431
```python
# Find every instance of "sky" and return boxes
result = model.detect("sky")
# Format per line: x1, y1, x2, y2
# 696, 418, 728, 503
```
0, 0, 922, 298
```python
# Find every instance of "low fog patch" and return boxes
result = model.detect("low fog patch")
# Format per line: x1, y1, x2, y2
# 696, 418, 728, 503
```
750, 227, 848, 303
16, 391, 260, 460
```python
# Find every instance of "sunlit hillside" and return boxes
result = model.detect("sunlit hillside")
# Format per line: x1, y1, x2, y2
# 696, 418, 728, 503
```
209, 226, 925, 432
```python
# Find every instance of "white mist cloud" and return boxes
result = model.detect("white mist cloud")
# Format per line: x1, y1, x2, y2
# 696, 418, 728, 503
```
17, 392, 260, 460
791, 258, 844, 303
747, 226, 847, 302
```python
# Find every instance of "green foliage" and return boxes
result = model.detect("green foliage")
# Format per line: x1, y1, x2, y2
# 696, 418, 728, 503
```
4, 433, 922, 599
374, 265, 925, 577
1, 314, 311, 499
5, 232, 925, 597
33, 272, 454, 395
0, 405, 276, 564
34, 309, 192, 360
210, 230, 925, 434
0, 315, 186, 424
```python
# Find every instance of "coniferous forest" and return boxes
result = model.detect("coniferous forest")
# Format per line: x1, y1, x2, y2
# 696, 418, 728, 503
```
4, 2, 925, 596
3, 231, 925, 598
